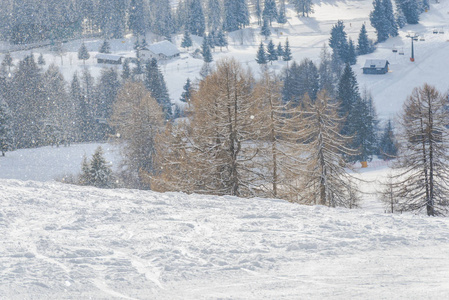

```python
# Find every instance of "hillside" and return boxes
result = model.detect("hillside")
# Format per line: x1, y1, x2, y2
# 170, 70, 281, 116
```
1, 1, 449, 121
1, 178, 449, 299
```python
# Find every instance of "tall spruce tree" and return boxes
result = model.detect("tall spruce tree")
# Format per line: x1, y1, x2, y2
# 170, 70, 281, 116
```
347, 38, 357, 65
277, 0, 287, 24
397, 0, 420, 24
263, 0, 278, 26
78, 42, 90, 65
383, 0, 398, 37
145, 58, 172, 120
337, 64, 360, 137
188, 0, 206, 36
128, 0, 146, 36
88, 146, 115, 188
329, 21, 349, 64
378, 119, 398, 160
256, 42, 267, 65
283, 39, 292, 63
207, 0, 222, 32
267, 40, 278, 64
357, 24, 371, 55
0, 98, 12, 156
216, 30, 228, 51
181, 30, 193, 51
261, 18, 271, 39
99, 40, 111, 54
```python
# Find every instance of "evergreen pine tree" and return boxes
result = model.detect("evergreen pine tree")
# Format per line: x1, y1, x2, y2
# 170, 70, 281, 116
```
236, 0, 250, 29
207, 32, 216, 51
397, 0, 420, 24
122, 58, 131, 81
370, 0, 389, 42
180, 78, 192, 103
256, 42, 267, 65
261, 18, 271, 39
201, 38, 213, 63
395, 6, 407, 28
337, 64, 360, 137
267, 40, 278, 64
78, 42, 90, 64
329, 21, 349, 64
99, 40, 111, 54
207, 0, 222, 32
293, 0, 314, 17
383, 0, 398, 37
1, 52, 13, 73
0, 98, 12, 156
89, 146, 114, 188
38, 53, 45, 66
188, 0, 206, 36
79, 154, 92, 186
357, 24, 371, 55
216, 30, 228, 51
263, 0, 278, 26
277, 0, 287, 24
181, 30, 193, 51
347, 38, 357, 65
378, 119, 398, 160
277, 42, 284, 59
283, 38, 292, 63
255, 0, 262, 25
145, 58, 172, 120
128, 0, 146, 36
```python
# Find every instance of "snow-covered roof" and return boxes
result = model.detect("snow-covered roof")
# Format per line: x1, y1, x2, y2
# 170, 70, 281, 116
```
148, 41, 180, 57
363, 59, 389, 69
95, 53, 122, 61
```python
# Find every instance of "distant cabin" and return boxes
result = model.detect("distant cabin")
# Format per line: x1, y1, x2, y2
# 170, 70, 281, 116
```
96, 53, 123, 65
362, 59, 389, 75
141, 40, 181, 61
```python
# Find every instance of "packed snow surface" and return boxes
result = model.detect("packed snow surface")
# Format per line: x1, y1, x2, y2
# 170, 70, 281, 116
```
1, 178, 449, 299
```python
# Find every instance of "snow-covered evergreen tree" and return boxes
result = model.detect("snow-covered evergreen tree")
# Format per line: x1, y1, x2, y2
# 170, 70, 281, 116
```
180, 78, 192, 103
216, 30, 228, 51
261, 18, 271, 39
188, 0, 206, 36
201, 37, 213, 63
395, 5, 407, 28
277, 0, 287, 24
207, 0, 222, 32
397, 0, 420, 24
181, 30, 193, 51
337, 64, 360, 137
145, 59, 172, 120
121, 59, 131, 81
99, 40, 111, 54
78, 42, 90, 64
88, 146, 115, 188
378, 119, 398, 160
293, 0, 314, 17
263, 0, 278, 26
267, 40, 278, 64
383, 0, 398, 37
256, 42, 267, 65
277, 42, 284, 59
357, 24, 372, 55
347, 39, 357, 65
128, 0, 146, 36
0, 98, 12, 156
329, 21, 349, 64
38, 53, 45, 66
283, 39, 292, 63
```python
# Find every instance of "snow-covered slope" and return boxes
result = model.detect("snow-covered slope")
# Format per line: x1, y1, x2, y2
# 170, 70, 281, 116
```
1, 179, 449, 299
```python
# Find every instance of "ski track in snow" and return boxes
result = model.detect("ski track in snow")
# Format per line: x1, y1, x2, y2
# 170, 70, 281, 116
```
1, 179, 449, 299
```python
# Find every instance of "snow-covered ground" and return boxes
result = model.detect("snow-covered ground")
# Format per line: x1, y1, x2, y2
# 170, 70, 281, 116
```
2, 0, 449, 298
1, 174, 449, 299
2, 0, 449, 121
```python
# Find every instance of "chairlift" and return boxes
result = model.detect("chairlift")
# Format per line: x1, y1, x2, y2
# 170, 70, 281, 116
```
439, 29, 445, 34
398, 48, 405, 55
392, 45, 398, 53
433, 28, 439, 34
420, 37, 425, 41
413, 36, 419, 41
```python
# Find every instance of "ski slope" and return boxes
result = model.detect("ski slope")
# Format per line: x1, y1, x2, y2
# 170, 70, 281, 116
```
1, 177, 449, 299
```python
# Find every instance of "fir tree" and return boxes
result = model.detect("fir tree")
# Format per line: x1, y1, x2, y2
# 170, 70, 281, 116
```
277, 0, 287, 24
122, 58, 131, 81
1, 52, 13, 73
216, 30, 228, 51
378, 119, 398, 160
0, 98, 12, 156
207, 32, 216, 51
99, 40, 111, 54
89, 146, 115, 188
201, 38, 213, 63
255, 0, 262, 25
267, 40, 278, 64
78, 42, 90, 64
337, 64, 360, 137
223, 0, 249, 31
181, 30, 193, 51
283, 38, 292, 63
329, 21, 349, 64
256, 42, 267, 65
395, 6, 407, 28
293, 0, 314, 17
347, 38, 357, 65
180, 78, 192, 103
263, 0, 278, 26
188, 0, 206, 36
261, 18, 271, 39
207, 0, 222, 32
383, 0, 398, 37
277, 42, 284, 59
38, 53, 45, 66
145, 58, 172, 120
370, 0, 388, 42
397, 0, 420, 24
357, 24, 371, 55
128, 0, 146, 36
79, 154, 92, 186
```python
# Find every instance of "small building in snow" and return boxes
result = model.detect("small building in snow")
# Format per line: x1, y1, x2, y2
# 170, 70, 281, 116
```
96, 53, 123, 65
362, 59, 389, 74
141, 40, 180, 60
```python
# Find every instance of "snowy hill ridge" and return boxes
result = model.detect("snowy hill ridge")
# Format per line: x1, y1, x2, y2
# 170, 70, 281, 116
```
2, 178, 449, 299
